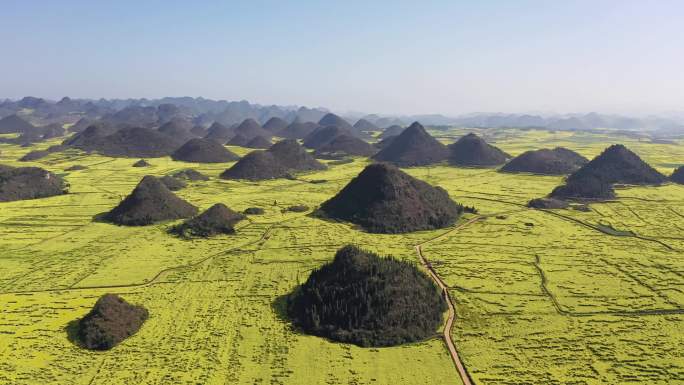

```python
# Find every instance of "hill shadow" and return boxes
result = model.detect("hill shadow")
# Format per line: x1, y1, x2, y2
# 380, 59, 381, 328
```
64, 319, 84, 348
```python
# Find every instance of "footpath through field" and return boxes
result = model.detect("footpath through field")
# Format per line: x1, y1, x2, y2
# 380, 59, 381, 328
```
414, 216, 483, 385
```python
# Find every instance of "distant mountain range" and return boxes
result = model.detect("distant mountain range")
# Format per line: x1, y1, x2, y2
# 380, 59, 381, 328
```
439, 112, 684, 133
0, 96, 331, 128
1, 96, 683, 137
357, 111, 684, 135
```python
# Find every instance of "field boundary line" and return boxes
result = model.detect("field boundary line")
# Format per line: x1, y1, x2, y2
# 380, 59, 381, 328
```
0, 213, 308, 295
458, 195, 677, 251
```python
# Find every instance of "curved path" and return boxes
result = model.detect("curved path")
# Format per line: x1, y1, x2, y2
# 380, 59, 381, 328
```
414, 216, 483, 385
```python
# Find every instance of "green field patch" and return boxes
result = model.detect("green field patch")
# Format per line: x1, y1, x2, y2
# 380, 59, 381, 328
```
1, 129, 682, 384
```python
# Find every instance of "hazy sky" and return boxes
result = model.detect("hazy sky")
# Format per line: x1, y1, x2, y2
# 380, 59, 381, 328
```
2, 1, 683, 116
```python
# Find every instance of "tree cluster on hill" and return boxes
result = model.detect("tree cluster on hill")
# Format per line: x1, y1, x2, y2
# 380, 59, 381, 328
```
550, 144, 665, 200
170, 203, 244, 238
74, 294, 148, 350
171, 169, 209, 181
103, 175, 197, 226
220, 139, 325, 181
320, 163, 465, 233
0, 165, 68, 202
372, 122, 449, 167
286, 245, 447, 347
65, 126, 185, 158
500, 147, 587, 175
447, 133, 510, 166
171, 138, 239, 163
313, 134, 376, 159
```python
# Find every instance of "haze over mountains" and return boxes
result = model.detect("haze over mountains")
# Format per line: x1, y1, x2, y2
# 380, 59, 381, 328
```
2, 96, 683, 138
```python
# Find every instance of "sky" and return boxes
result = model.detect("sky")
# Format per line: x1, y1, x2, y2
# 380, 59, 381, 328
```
1, 0, 683, 116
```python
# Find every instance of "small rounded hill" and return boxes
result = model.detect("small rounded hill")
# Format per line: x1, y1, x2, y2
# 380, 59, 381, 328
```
263, 117, 289, 132
372, 122, 449, 167
233, 118, 271, 140
170, 203, 245, 238
278, 120, 319, 139
171, 138, 239, 163
313, 134, 376, 159
286, 245, 447, 347
353, 118, 379, 132
318, 113, 354, 131
0, 114, 35, 134
319, 163, 464, 233
66, 126, 184, 158
0, 164, 68, 202
102, 175, 198, 226
204, 122, 235, 143
303, 126, 352, 149
63, 124, 118, 148
220, 139, 325, 181
267, 139, 326, 172
73, 294, 148, 351
564, 144, 666, 185
448, 133, 510, 167
501, 147, 588, 175
550, 144, 666, 201
157, 118, 196, 141
171, 169, 209, 181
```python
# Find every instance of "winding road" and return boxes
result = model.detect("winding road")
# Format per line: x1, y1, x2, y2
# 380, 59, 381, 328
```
414, 216, 484, 385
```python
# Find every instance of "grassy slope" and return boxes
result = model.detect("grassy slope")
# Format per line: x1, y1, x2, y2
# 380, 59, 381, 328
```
0, 130, 682, 384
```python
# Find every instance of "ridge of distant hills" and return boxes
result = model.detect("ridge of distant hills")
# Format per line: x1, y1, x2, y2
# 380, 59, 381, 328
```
0, 96, 332, 129
1, 96, 683, 137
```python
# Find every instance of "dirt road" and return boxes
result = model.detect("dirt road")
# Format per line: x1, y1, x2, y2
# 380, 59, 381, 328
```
415, 216, 483, 385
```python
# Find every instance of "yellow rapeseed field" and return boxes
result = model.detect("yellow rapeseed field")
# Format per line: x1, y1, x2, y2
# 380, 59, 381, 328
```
0, 129, 682, 385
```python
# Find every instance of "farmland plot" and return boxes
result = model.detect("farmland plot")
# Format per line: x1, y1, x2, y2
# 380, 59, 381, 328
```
0, 130, 682, 385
